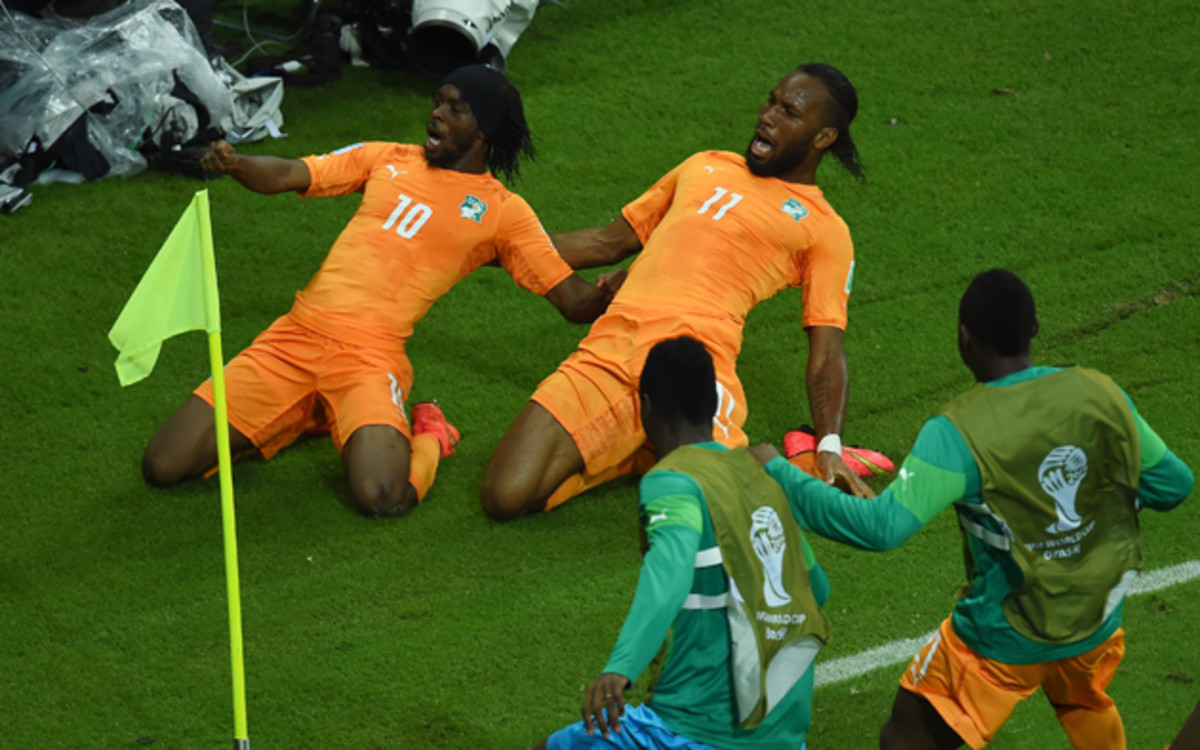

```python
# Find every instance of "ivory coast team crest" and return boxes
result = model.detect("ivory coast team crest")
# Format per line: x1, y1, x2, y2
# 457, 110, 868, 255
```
459, 195, 487, 222
780, 198, 808, 222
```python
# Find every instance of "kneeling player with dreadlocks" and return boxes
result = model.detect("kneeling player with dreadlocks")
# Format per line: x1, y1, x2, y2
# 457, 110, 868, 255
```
142, 65, 625, 517
482, 63, 876, 520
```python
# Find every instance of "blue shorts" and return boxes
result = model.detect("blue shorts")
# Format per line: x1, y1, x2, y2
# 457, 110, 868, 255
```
546, 705, 722, 750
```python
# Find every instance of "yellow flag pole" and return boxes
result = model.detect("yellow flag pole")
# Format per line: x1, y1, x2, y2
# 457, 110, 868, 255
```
195, 190, 250, 749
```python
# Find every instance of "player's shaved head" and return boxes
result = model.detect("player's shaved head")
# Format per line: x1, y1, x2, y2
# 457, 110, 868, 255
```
959, 268, 1038, 356
795, 63, 864, 181
640, 337, 718, 428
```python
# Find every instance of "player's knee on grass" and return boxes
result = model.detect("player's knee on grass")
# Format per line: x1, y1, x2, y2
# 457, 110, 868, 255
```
341, 425, 418, 517
350, 474, 419, 518
479, 473, 545, 521
141, 439, 192, 487
141, 396, 237, 487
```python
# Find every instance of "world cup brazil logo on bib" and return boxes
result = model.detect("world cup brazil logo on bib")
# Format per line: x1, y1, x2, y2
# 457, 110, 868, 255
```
750, 507, 792, 606
1039, 445, 1088, 534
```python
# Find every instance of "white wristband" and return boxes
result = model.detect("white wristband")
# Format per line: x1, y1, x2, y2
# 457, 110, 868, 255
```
817, 434, 843, 455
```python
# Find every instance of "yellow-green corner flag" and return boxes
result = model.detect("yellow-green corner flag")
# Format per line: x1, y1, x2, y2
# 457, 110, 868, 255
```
108, 191, 213, 385
108, 190, 251, 750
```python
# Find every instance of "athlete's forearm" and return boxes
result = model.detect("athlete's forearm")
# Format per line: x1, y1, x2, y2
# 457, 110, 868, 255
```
222, 154, 312, 195
805, 326, 849, 440
766, 457, 923, 551
544, 270, 624, 323
550, 217, 641, 270
602, 525, 698, 681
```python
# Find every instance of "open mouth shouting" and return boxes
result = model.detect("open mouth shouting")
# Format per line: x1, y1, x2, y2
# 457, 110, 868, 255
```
749, 128, 775, 161
425, 121, 445, 152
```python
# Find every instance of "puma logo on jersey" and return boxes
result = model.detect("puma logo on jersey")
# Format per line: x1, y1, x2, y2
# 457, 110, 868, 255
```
385, 164, 406, 179
648, 511, 668, 524
704, 165, 725, 174
781, 198, 809, 222
900, 467, 916, 488
459, 194, 487, 222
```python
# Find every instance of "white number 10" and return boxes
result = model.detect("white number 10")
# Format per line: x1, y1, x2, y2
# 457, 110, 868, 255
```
698, 187, 743, 221
382, 193, 432, 238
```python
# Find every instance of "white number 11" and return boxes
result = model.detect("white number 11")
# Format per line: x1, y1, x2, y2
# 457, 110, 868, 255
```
698, 187, 743, 220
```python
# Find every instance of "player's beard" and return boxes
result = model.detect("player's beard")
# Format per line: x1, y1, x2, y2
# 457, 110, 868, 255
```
423, 127, 476, 171
745, 140, 811, 178
423, 148, 456, 170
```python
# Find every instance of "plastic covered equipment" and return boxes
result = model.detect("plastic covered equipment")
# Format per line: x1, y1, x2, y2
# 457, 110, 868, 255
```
0, 0, 284, 212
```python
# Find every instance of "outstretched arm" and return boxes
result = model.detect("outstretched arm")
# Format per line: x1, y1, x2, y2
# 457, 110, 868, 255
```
543, 269, 627, 324
551, 216, 643, 270
805, 325, 870, 496
752, 445, 935, 552
199, 140, 311, 195
750, 415, 972, 551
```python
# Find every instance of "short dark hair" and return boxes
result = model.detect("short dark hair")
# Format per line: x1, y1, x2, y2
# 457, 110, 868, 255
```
639, 337, 718, 427
959, 268, 1038, 356
797, 62, 864, 181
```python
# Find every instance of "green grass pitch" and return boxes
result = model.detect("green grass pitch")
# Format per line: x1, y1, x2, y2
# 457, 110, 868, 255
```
2, 0, 1198, 747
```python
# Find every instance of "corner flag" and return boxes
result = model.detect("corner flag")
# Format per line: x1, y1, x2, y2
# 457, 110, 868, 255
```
109, 191, 218, 385
108, 189, 251, 750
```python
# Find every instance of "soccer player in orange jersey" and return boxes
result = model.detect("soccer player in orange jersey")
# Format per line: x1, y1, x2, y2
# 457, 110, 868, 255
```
141, 65, 624, 517
481, 63, 870, 520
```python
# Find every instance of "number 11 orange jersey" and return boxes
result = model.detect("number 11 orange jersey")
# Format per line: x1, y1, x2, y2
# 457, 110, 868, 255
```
530, 150, 855, 481
614, 149, 854, 363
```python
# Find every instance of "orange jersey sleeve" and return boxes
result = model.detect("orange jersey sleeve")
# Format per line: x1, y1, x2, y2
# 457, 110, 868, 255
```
620, 159, 687, 245
795, 204, 853, 330
300, 141, 393, 197
492, 194, 573, 296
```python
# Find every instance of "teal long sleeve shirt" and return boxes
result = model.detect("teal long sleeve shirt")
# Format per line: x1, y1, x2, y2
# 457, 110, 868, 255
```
602, 442, 830, 749
764, 367, 1193, 663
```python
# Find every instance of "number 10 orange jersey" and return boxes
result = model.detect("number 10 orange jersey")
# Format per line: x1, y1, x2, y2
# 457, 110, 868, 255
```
291, 142, 572, 346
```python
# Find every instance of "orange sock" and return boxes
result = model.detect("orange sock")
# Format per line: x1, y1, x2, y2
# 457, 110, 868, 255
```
544, 473, 589, 512
543, 447, 657, 512
408, 434, 442, 502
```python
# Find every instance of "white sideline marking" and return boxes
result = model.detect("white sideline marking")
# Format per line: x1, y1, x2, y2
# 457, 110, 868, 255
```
814, 560, 1200, 689
1129, 560, 1200, 595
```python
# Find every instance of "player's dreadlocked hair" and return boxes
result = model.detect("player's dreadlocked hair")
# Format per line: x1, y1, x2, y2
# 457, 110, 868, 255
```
797, 62, 865, 182
639, 336, 718, 427
442, 65, 536, 184
486, 77, 536, 185
959, 268, 1038, 356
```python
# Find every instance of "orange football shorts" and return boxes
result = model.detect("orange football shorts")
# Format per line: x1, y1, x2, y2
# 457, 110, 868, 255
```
531, 312, 749, 478
195, 314, 413, 458
899, 616, 1126, 749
